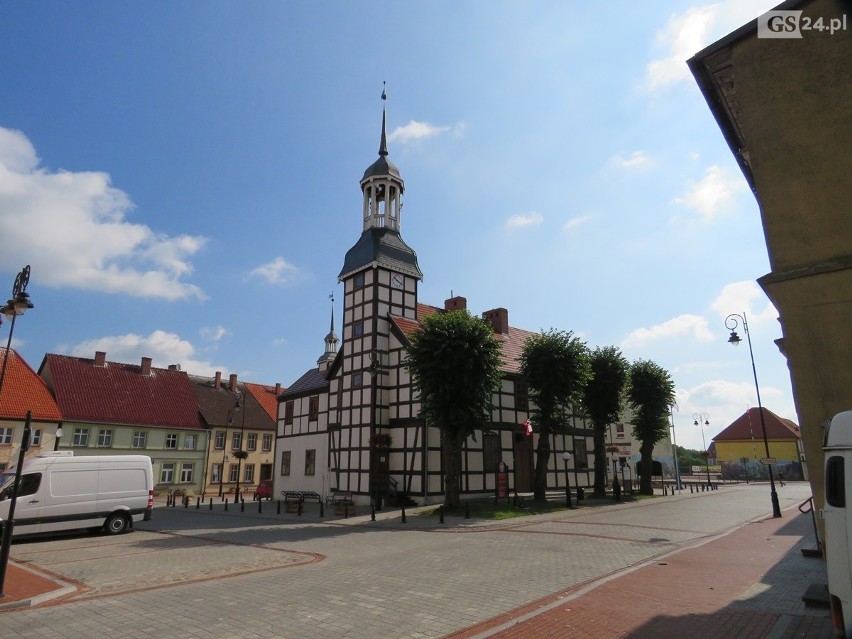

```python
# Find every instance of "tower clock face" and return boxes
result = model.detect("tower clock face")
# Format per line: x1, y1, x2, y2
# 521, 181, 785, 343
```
391, 273, 404, 289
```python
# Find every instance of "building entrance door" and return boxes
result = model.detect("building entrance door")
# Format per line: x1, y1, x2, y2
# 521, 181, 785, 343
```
513, 432, 534, 492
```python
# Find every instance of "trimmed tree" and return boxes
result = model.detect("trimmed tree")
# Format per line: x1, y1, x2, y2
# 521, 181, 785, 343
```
404, 309, 503, 508
627, 359, 676, 495
519, 329, 591, 502
582, 346, 629, 498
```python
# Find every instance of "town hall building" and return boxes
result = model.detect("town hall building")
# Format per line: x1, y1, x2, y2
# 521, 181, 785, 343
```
276, 99, 597, 507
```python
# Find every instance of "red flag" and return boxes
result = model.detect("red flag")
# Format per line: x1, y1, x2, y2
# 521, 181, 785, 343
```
523, 419, 533, 436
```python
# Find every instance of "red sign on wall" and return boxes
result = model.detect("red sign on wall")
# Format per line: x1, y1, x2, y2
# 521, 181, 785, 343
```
496, 461, 509, 499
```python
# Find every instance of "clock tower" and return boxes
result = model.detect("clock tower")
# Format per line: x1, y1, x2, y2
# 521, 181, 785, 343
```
331, 91, 422, 499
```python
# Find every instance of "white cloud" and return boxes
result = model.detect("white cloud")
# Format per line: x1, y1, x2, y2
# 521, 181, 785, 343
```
505, 211, 543, 229
673, 165, 746, 221
248, 256, 305, 285
0, 127, 206, 300
711, 281, 778, 325
621, 313, 713, 349
65, 330, 225, 376
609, 151, 652, 170
388, 120, 466, 143
563, 215, 591, 232
200, 325, 229, 341
645, 1, 782, 91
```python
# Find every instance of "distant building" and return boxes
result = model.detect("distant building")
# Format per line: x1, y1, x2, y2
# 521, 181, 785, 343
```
40, 351, 207, 495
0, 347, 63, 470
712, 407, 805, 480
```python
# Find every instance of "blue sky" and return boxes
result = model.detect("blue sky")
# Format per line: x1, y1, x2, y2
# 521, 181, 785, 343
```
0, 0, 791, 451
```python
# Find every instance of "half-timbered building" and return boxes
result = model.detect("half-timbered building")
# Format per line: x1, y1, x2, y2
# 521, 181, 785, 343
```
276, 99, 597, 507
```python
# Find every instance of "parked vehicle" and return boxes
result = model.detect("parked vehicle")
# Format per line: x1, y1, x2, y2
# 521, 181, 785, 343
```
824, 410, 852, 637
254, 479, 273, 501
0, 451, 153, 537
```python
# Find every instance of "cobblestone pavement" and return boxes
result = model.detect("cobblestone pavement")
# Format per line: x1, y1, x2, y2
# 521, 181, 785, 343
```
0, 482, 822, 638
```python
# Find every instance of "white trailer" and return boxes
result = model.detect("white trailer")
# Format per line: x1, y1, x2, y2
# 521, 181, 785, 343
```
824, 410, 852, 637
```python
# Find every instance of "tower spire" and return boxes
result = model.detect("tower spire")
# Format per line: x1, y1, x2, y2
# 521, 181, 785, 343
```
379, 81, 388, 157
317, 292, 339, 370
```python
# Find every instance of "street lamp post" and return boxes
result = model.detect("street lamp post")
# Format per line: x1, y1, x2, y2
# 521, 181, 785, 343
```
0, 266, 34, 399
233, 394, 248, 502
670, 406, 682, 491
693, 412, 711, 488
609, 449, 621, 501
218, 411, 234, 498
725, 312, 782, 518
561, 451, 573, 509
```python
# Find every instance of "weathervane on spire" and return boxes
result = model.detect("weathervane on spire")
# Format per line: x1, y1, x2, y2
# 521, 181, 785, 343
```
381, 81, 386, 101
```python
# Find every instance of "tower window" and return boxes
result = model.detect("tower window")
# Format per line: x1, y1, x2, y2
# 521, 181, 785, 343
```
354, 273, 365, 289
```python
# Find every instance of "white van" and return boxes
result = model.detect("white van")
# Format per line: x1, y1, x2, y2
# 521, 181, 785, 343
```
0, 452, 153, 537
824, 410, 852, 637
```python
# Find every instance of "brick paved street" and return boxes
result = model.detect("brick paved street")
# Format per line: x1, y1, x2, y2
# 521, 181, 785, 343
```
0, 482, 826, 638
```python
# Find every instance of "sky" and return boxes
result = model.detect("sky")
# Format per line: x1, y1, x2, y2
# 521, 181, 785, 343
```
0, 0, 794, 452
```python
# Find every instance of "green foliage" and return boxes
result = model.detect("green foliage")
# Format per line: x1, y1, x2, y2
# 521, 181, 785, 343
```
405, 310, 503, 440
519, 329, 591, 501
582, 346, 629, 496
627, 359, 676, 495
404, 309, 503, 507
519, 329, 591, 431
676, 447, 707, 468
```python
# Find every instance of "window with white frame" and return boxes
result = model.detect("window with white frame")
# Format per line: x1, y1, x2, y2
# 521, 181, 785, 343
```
184, 433, 197, 450
247, 433, 257, 451
280, 451, 291, 476
244, 464, 255, 483
262, 433, 272, 452
305, 449, 316, 476
214, 430, 226, 449
160, 463, 175, 483
615, 423, 625, 438
73, 428, 89, 447
31, 429, 42, 446
229, 463, 239, 482
180, 463, 193, 483
232, 432, 242, 450
97, 429, 113, 447
132, 431, 147, 448
211, 463, 222, 483
165, 433, 178, 449
0, 428, 12, 445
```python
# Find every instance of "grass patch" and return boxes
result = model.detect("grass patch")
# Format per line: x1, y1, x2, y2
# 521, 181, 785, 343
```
418, 499, 574, 520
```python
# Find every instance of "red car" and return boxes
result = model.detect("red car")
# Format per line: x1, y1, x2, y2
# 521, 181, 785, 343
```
254, 480, 273, 501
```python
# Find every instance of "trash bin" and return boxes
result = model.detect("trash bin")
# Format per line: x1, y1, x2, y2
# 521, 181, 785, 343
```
576, 487, 585, 502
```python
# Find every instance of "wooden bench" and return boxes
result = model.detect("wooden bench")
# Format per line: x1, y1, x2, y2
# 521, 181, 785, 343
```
325, 490, 354, 507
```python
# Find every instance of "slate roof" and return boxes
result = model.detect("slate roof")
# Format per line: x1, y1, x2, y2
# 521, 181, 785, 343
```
281, 367, 329, 399
0, 348, 62, 422
712, 407, 801, 442
41, 353, 202, 429
338, 227, 423, 280
389, 304, 536, 375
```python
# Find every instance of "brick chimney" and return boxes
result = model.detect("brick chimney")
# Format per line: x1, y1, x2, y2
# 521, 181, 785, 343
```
141, 357, 152, 376
229, 373, 238, 392
275, 383, 281, 396
482, 308, 509, 335
444, 296, 467, 311
94, 351, 106, 367
214, 371, 222, 390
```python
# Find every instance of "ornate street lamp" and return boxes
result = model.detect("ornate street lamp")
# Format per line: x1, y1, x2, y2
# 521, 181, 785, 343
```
607, 446, 621, 501
233, 394, 248, 502
725, 312, 782, 518
0, 266, 34, 399
692, 412, 711, 488
561, 451, 573, 509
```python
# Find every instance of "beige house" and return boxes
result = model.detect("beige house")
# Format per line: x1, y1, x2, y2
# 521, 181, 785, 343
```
688, 0, 851, 532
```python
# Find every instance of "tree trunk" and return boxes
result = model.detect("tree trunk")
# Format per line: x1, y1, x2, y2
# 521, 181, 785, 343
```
533, 428, 552, 502
592, 425, 607, 497
639, 441, 654, 495
442, 429, 463, 508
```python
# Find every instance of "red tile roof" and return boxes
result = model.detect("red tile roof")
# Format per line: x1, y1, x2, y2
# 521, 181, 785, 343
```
245, 382, 283, 421
712, 407, 801, 442
0, 348, 62, 421
390, 304, 536, 375
41, 353, 202, 429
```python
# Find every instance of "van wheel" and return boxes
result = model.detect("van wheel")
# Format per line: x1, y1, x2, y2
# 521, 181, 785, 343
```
104, 513, 130, 535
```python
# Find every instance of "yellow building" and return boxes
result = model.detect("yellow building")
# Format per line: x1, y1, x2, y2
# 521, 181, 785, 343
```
713, 407, 805, 480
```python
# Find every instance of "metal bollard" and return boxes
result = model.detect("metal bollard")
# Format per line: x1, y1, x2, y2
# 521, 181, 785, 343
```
209, 498, 213, 510
465, 502, 470, 519
224, 498, 229, 511
297, 500, 302, 516
344, 504, 349, 519
319, 501, 324, 518
240, 498, 245, 512
258, 499, 262, 514
371, 504, 376, 521
439, 505, 444, 524
276, 499, 281, 515
196, 497, 201, 509
401, 505, 407, 524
